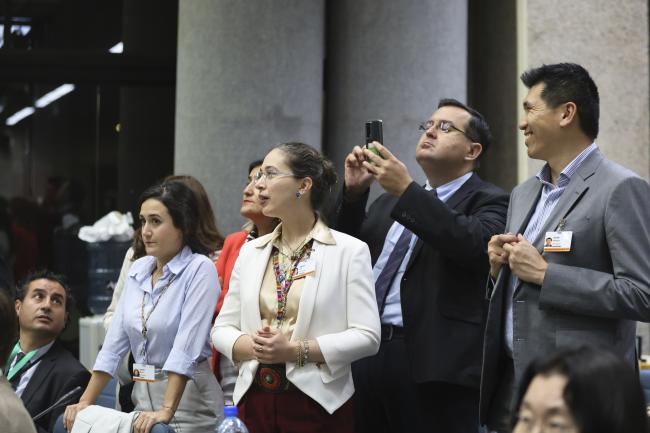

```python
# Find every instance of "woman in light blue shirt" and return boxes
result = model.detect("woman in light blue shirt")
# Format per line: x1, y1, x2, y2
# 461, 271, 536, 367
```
64, 181, 222, 433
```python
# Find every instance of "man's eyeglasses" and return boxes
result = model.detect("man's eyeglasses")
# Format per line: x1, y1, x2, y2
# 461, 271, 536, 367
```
418, 119, 474, 141
253, 169, 297, 183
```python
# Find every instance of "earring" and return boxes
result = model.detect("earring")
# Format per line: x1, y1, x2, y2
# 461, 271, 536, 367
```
295, 191, 302, 199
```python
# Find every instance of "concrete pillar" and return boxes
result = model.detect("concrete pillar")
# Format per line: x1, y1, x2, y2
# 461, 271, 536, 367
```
175, 0, 325, 233
325, 0, 468, 199
468, 0, 518, 191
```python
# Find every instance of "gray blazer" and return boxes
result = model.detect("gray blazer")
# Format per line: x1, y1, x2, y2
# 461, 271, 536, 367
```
480, 149, 650, 422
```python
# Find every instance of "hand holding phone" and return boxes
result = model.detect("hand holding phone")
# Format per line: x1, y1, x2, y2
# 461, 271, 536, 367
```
365, 119, 383, 157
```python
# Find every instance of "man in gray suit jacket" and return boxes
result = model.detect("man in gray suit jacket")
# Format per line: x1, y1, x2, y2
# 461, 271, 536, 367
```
480, 62, 650, 433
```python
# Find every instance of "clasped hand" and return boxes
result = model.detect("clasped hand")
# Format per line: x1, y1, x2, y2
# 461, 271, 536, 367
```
488, 233, 548, 285
251, 326, 295, 363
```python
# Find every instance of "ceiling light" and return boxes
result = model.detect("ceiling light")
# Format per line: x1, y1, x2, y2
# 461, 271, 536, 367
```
109, 42, 123, 53
6, 107, 35, 126
35, 84, 75, 108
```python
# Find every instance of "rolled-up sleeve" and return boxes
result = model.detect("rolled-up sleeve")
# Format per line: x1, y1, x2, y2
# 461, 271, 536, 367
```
163, 259, 219, 377
94, 279, 132, 376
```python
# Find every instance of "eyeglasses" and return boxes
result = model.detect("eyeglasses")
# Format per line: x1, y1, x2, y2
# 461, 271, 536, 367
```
418, 119, 473, 141
253, 169, 297, 183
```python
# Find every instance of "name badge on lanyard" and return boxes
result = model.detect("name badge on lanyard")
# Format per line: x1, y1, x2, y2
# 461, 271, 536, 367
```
132, 363, 156, 382
294, 259, 316, 279
544, 219, 572, 252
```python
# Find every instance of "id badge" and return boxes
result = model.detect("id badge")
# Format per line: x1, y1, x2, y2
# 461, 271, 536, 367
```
294, 259, 316, 279
132, 363, 156, 382
543, 231, 573, 252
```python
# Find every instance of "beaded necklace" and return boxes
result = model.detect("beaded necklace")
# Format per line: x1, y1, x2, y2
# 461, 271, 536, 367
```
271, 239, 314, 326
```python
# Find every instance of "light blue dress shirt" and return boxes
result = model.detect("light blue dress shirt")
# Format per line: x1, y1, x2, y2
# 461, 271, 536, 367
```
504, 143, 597, 355
94, 246, 219, 378
376, 172, 473, 326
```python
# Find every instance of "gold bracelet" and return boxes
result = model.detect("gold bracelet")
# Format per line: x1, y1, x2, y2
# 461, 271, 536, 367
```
297, 341, 304, 367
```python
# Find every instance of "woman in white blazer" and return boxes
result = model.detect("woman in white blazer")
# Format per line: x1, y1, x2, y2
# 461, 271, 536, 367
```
212, 142, 380, 433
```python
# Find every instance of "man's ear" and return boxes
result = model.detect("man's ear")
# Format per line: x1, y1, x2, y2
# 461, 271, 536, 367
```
15, 299, 21, 316
559, 102, 577, 127
465, 142, 483, 162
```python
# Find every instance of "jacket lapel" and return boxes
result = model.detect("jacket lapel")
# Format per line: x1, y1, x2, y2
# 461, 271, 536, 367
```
530, 151, 602, 250
406, 173, 480, 271
291, 240, 325, 340
509, 181, 543, 235
21, 342, 59, 406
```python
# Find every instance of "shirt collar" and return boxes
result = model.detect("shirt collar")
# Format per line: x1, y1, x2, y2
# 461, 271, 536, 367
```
536, 142, 598, 187
425, 171, 473, 199
17, 339, 55, 360
258, 216, 336, 248
129, 245, 194, 282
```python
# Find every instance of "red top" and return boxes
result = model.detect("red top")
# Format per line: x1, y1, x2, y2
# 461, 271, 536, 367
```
211, 230, 249, 375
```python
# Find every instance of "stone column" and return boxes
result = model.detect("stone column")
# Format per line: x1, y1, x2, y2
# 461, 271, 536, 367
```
324, 0, 468, 200
175, 0, 325, 233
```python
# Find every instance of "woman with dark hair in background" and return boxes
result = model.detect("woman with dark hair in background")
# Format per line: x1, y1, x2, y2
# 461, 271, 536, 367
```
64, 181, 222, 433
511, 345, 648, 433
212, 159, 278, 404
212, 142, 380, 432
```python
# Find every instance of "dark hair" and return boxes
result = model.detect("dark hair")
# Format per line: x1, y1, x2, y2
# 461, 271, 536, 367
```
437, 98, 492, 158
16, 269, 74, 313
165, 175, 223, 249
133, 177, 222, 259
273, 142, 338, 212
520, 63, 600, 140
512, 346, 647, 433
135, 181, 212, 257
0, 290, 17, 362
248, 159, 264, 174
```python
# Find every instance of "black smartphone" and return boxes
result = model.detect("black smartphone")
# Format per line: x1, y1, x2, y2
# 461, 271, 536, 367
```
365, 119, 383, 156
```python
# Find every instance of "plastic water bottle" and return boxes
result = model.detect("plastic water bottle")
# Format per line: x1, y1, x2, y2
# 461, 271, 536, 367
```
216, 406, 249, 433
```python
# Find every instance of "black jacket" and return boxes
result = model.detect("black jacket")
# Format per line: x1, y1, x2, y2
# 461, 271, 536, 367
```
332, 174, 509, 388
20, 340, 91, 433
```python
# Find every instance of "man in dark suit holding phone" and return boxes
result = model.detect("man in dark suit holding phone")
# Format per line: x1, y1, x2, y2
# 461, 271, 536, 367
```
9, 270, 90, 433
331, 99, 509, 433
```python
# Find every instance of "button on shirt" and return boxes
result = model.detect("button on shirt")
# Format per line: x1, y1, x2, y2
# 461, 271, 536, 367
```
377, 172, 473, 326
8, 341, 54, 397
94, 246, 219, 378
504, 143, 597, 355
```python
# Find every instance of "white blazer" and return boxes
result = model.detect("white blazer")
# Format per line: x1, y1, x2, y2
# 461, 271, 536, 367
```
211, 224, 380, 414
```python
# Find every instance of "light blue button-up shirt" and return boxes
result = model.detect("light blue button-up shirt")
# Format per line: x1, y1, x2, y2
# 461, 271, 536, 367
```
94, 246, 219, 378
504, 143, 597, 355
377, 172, 473, 326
